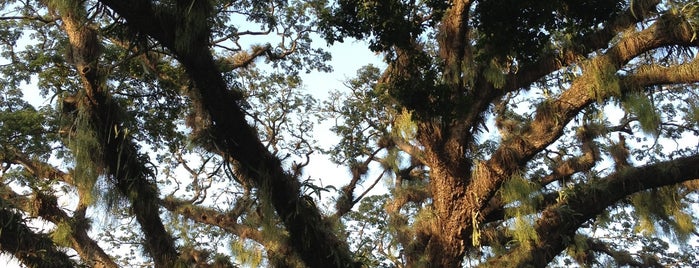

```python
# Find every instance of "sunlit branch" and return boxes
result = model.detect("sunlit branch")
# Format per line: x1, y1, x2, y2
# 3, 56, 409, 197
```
489, 155, 699, 266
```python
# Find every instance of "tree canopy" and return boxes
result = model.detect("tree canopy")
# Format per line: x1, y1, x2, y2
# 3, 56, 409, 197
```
0, 0, 698, 267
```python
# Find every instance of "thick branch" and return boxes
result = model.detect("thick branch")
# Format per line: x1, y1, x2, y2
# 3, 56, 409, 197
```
0, 208, 75, 267
0, 185, 117, 268
438, 0, 472, 87
471, 11, 699, 231
486, 155, 699, 267
623, 57, 699, 87
97, 1, 359, 267
59, 5, 178, 266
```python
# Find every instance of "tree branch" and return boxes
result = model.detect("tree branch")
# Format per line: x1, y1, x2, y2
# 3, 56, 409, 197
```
97, 1, 360, 267
486, 154, 699, 266
58, 4, 179, 266
0, 184, 117, 268
506, 0, 661, 92
0, 208, 75, 267
472, 10, 699, 232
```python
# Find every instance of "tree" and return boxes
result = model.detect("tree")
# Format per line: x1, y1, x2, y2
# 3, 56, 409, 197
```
0, 0, 698, 267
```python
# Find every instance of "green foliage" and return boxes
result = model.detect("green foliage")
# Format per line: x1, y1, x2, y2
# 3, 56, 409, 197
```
475, 0, 624, 63
501, 173, 543, 248
630, 186, 695, 243
622, 91, 660, 136
321, 0, 448, 51
345, 194, 402, 266
50, 220, 73, 247
0, 102, 51, 157
323, 65, 389, 164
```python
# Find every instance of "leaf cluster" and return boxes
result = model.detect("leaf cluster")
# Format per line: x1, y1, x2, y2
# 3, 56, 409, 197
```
320, 0, 448, 51
475, 0, 625, 63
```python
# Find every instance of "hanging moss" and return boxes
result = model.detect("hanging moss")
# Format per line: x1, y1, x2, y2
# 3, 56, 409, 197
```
621, 91, 660, 136
381, 146, 402, 173
584, 58, 621, 103
565, 234, 591, 266
483, 59, 508, 89
68, 107, 102, 206
230, 239, 264, 267
630, 186, 695, 243
393, 109, 416, 141
670, 210, 694, 243
500, 173, 543, 248
501, 174, 542, 215
50, 221, 73, 247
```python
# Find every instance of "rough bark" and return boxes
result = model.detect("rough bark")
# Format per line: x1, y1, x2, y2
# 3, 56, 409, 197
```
438, 0, 472, 87
397, 1, 694, 266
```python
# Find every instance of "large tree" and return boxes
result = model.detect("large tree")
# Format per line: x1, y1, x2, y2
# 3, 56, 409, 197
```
0, 0, 698, 267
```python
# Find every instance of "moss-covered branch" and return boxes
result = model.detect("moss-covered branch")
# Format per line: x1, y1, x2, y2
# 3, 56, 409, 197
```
0, 208, 75, 267
55, 2, 178, 266
469, 9, 699, 242
485, 155, 699, 267
97, 0, 360, 266
0, 183, 117, 268
161, 196, 305, 267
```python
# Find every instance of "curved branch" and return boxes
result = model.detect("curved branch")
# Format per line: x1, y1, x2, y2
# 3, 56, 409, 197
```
471, 10, 699, 230
486, 154, 699, 266
506, 0, 661, 92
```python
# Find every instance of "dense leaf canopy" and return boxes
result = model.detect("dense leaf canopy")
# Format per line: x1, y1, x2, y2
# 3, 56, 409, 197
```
0, 0, 698, 267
